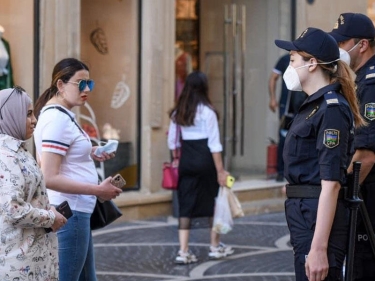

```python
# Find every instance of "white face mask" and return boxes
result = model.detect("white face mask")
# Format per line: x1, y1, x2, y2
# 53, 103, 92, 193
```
283, 64, 310, 91
339, 48, 351, 65
339, 41, 360, 66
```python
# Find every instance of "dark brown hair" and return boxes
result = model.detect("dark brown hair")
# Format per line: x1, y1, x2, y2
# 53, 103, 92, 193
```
299, 51, 365, 128
169, 71, 218, 126
34, 58, 89, 118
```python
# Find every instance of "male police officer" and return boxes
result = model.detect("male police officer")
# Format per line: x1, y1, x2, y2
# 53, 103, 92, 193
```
330, 13, 375, 281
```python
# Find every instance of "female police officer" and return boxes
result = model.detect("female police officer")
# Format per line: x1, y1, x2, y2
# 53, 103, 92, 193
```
275, 28, 365, 281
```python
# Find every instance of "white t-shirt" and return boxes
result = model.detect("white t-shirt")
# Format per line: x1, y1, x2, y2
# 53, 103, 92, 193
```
167, 104, 222, 152
34, 105, 97, 213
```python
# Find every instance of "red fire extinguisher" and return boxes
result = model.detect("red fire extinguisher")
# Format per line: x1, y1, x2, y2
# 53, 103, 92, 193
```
267, 138, 278, 178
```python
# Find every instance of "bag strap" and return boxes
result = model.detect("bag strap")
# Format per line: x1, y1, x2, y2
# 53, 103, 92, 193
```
43, 106, 88, 139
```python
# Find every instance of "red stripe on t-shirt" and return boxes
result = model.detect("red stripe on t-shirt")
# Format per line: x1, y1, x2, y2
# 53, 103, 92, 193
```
42, 144, 68, 152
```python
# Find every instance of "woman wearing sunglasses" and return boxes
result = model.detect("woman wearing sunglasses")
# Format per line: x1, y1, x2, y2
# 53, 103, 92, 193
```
33, 58, 122, 281
0, 86, 66, 280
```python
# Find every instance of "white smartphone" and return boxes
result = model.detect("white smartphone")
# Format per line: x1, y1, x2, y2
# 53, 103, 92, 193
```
94, 140, 119, 156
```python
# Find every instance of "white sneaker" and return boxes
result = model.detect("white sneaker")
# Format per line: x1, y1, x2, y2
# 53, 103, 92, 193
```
208, 242, 234, 259
175, 250, 198, 264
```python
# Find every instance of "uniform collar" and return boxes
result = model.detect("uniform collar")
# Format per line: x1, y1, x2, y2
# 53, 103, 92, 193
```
0, 133, 24, 152
303, 82, 341, 105
355, 54, 375, 83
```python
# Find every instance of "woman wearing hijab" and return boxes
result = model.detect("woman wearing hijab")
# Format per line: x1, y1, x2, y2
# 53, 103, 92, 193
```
0, 86, 66, 280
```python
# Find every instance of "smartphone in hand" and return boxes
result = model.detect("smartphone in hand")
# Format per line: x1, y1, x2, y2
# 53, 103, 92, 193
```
111, 174, 126, 189
226, 175, 235, 188
94, 140, 119, 156
45, 201, 72, 233
55, 200, 73, 219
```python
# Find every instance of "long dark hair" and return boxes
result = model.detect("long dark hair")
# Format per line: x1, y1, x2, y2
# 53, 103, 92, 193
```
34, 58, 89, 118
299, 51, 365, 128
169, 71, 218, 126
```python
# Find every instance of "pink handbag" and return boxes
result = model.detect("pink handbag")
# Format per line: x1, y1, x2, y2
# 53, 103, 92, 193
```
163, 124, 180, 190
162, 162, 178, 190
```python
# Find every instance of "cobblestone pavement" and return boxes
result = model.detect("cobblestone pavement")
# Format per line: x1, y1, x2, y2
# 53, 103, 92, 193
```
93, 212, 295, 281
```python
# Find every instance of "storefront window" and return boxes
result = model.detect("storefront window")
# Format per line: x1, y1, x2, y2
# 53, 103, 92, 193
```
175, 0, 199, 100
80, 0, 139, 189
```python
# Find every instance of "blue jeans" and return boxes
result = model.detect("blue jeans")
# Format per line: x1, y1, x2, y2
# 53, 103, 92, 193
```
57, 210, 97, 281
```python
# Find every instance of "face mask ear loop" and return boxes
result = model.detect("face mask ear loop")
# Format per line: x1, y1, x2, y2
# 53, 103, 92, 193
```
347, 41, 361, 53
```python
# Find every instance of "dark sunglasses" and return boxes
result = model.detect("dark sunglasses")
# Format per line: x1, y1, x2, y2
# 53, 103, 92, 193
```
0, 86, 26, 120
67, 79, 95, 92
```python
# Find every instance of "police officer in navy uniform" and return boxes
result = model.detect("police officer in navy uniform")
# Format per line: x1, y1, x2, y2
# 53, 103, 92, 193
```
330, 13, 375, 281
275, 28, 365, 281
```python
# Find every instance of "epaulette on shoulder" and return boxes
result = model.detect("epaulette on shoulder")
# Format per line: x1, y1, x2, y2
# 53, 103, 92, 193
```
324, 91, 339, 107
365, 65, 375, 84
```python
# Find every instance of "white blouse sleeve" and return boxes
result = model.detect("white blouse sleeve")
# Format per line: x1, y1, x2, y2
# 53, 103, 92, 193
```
206, 108, 223, 152
167, 120, 181, 150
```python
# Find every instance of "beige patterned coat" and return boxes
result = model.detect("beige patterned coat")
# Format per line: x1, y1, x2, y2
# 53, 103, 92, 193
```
0, 134, 58, 280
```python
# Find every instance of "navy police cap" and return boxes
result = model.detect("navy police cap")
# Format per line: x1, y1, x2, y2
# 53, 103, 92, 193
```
329, 13, 375, 43
275, 27, 339, 63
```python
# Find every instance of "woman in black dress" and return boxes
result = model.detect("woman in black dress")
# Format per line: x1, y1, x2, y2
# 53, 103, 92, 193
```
168, 71, 233, 264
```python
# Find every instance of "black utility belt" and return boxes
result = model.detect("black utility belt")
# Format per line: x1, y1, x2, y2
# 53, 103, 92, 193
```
286, 184, 345, 199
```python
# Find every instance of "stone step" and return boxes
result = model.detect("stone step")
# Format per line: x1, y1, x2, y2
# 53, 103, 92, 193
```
113, 178, 286, 222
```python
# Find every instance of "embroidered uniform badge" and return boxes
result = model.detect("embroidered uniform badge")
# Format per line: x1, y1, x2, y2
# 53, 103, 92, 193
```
365, 103, 375, 120
324, 129, 339, 148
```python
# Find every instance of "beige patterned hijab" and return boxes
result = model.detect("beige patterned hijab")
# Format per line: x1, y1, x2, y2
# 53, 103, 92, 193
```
0, 87, 32, 140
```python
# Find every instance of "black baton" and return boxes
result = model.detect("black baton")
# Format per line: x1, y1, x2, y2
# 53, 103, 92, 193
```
345, 162, 362, 281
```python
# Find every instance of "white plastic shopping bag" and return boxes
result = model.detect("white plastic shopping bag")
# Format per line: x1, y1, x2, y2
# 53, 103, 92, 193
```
227, 188, 244, 218
212, 186, 233, 234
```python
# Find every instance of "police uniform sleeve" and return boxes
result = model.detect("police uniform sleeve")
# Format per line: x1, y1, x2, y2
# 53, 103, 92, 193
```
316, 100, 352, 182
354, 67, 375, 152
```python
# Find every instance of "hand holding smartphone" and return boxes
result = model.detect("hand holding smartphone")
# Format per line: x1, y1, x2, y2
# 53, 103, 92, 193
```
45, 201, 72, 233
55, 201, 73, 219
111, 174, 126, 189
226, 175, 235, 188
94, 140, 119, 156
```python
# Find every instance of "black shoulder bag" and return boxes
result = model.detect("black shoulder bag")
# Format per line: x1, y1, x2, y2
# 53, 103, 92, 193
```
43, 106, 123, 230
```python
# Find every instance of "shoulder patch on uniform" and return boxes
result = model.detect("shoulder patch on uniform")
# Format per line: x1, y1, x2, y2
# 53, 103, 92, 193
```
324, 91, 339, 106
364, 103, 375, 120
365, 66, 375, 84
326, 98, 339, 104
323, 129, 340, 148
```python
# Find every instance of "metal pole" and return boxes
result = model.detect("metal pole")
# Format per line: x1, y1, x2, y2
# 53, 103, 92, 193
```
345, 162, 362, 281
291, 0, 297, 39
223, 5, 230, 168
231, 4, 237, 156
240, 5, 245, 156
